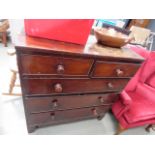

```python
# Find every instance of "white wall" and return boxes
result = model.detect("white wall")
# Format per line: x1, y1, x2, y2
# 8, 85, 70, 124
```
8, 19, 24, 42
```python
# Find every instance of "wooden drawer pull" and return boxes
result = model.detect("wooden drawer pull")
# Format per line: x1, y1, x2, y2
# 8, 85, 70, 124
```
92, 108, 99, 117
51, 99, 58, 108
98, 96, 105, 103
50, 112, 55, 120
92, 108, 101, 119
54, 83, 63, 93
116, 68, 124, 76
107, 82, 114, 89
57, 64, 64, 74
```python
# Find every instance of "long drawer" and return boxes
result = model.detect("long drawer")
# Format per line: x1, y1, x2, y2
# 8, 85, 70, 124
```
92, 61, 140, 78
23, 78, 129, 96
20, 54, 93, 76
28, 105, 110, 126
25, 93, 118, 113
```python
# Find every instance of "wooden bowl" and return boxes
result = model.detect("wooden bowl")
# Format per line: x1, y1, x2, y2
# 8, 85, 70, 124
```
94, 27, 133, 48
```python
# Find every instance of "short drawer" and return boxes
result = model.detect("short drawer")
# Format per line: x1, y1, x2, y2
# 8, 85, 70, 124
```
26, 93, 118, 113
23, 78, 129, 96
28, 105, 110, 126
92, 61, 140, 78
20, 54, 93, 76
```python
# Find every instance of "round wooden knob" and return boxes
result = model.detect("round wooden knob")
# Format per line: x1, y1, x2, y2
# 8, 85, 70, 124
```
53, 102, 58, 108
54, 83, 63, 93
52, 99, 58, 108
92, 108, 101, 120
116, 68, 124, 77
57, 64, 64, 74
50, 112, 55, 120
107, 82, 114, 89
92, 108, 98, 117
98, 96, 105, 103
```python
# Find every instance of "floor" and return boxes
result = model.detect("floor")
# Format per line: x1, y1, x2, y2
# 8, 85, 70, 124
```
0, 41, 154, 135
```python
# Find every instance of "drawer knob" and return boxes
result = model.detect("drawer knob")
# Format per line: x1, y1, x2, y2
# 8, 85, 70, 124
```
107, 82, 114, 89
53, 102, 58, 108
52, 99, 58, 108
92, 108, 101, 120
50, 112, 55, 120
98, 96, 105, 103
54, 83, 63, 93
116, 68, 124, 77
57, 64, 64, 74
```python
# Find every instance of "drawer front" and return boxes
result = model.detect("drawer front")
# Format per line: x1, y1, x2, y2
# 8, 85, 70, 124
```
92, 61, 140, 77
28, 105, 110, 126
26, 93, 118, 113
23, 78, 129, 96
20, 54, 93, 76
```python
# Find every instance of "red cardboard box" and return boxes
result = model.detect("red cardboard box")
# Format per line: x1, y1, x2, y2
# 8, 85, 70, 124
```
24, 19, 94, 45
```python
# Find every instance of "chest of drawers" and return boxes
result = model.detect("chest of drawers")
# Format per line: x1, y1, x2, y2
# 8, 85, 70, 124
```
15, 34, 144, 133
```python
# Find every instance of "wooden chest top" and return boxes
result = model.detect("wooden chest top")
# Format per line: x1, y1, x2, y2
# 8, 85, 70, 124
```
14, 33, 144, 63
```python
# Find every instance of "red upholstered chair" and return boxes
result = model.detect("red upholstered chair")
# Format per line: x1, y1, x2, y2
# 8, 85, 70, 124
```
112, 46, 155, 134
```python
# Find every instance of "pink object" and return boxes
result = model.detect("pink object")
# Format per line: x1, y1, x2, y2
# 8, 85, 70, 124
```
24, 19, 94, 45
112, 47, 155, 129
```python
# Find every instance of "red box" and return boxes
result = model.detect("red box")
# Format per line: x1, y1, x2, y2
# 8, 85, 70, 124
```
24, 19, 94, 45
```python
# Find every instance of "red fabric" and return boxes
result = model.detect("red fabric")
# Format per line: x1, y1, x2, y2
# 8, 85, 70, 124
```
124, 83, 155, 123
123, 45, 150, 92
112, 100, 130, 119
126, 44, 150, 58
146, 73, 155, 88
112, 47, 155, 129
139, 53, 155, 83
112, 91, 131, 119
120, 91, 132, 105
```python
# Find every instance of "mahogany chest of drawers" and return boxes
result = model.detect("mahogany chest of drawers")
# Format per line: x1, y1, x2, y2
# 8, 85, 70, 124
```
15, 34, 144, 133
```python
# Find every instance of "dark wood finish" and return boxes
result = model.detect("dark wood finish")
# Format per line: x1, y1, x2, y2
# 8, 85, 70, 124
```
15, 33, 144, 133
23, 78, 129, 96
20, 54, 93, 76
28, 105, 110, 127
26, 93, 118, 113
15, 34, 144, 63
92, 61, 140, 78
